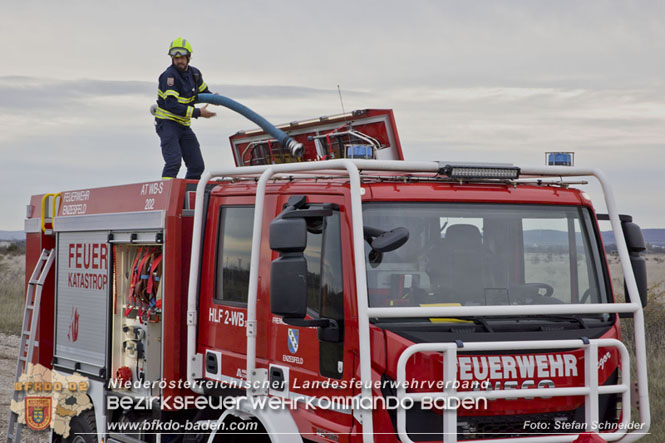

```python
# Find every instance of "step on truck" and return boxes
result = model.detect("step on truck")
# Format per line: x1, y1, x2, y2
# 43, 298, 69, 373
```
17, 103, 650, 442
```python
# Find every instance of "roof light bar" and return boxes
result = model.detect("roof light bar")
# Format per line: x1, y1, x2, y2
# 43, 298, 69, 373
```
438, 162, 521, 180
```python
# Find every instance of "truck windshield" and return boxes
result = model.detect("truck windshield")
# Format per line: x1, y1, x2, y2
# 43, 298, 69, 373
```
363, 203, 608, 307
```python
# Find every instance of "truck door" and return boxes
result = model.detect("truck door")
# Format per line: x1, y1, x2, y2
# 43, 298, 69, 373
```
268, 194, 355, 441
197, 194, 277, 386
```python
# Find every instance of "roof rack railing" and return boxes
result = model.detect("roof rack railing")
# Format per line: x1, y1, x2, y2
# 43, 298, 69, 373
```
186, 159, 649, 442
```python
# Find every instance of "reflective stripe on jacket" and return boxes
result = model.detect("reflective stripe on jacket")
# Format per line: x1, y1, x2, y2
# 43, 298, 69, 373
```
155, 64, 211, 126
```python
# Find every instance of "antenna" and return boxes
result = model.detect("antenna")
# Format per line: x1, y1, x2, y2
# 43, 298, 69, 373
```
337, 85, 346, 114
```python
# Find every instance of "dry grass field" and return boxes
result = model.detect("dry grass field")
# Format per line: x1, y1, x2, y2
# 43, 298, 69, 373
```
606, 253, 665, 442
0, 251, 24, 336
607, 252, 665, 301
0, 249, 47, 442
0, 249, 663, 440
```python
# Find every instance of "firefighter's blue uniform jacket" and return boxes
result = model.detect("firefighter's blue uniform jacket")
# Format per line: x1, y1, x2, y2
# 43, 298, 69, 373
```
155, 63, 211, 179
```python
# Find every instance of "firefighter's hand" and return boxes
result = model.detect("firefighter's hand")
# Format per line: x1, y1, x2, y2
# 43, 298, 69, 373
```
200, 104, 216, 118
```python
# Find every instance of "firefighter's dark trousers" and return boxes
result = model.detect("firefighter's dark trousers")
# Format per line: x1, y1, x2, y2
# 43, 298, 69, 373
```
156, 119, 205, 180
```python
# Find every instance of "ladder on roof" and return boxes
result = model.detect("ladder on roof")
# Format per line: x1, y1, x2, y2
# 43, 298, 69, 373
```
7, 248, 55, 443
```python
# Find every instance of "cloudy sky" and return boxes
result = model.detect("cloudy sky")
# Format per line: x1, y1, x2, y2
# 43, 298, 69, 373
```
1, 0, 664, 230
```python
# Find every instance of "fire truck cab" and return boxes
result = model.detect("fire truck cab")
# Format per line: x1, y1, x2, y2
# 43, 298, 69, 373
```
22, 108, 650, 443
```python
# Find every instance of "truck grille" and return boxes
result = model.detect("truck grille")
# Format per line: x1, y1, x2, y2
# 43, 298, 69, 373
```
401, 409, 579, 441
456, 411, 577, 440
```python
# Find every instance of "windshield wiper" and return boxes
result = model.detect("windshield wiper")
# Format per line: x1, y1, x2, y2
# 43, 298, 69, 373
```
373, 316, 495, 332
439, 316, 495, 333
520, 315, 588, 329
473, 317, 494, 332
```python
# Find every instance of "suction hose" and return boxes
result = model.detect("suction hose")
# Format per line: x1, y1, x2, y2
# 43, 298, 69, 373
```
197, 93, 304, 159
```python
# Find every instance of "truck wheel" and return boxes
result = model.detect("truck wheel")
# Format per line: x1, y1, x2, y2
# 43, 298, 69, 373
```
64, 409, 97, 443
212, 415, 270, 442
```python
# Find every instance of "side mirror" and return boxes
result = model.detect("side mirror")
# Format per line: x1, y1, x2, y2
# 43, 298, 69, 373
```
270, 217, 307, 252
270, 217, 308, 318
370, 227, 410, 252
622, 221, 648, 307
597, 213, 648, 307
623, 221, 646, 251
268, 198, 341, 343
270, 255, 308, 317
364, 226, 409, 265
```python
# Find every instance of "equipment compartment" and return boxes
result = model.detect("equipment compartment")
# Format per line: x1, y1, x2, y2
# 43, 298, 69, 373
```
53, 231, 111, 378
110, 244, 163, 396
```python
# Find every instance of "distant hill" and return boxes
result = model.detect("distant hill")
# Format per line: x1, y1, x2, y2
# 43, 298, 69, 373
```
520, 229, 665, 249
602, 229, 665, 247
523, 229, 572, 246
0, 231, 24, 242
2, 228, 664, 247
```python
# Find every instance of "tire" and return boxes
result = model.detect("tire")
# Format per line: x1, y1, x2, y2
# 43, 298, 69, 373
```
212, 415, 270, 443
64, 409, 97, 443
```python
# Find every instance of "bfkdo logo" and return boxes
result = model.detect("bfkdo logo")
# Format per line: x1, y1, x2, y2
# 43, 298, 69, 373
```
25, 397, 52, 431
11, 364, 93, 437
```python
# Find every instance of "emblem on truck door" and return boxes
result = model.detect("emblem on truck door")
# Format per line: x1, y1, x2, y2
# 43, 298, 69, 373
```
287, 328, 299, 354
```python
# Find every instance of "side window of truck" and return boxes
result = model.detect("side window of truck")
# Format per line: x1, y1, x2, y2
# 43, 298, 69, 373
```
214, 206, 255, 305
303, 213, 344, 319
303, 211, 345, 379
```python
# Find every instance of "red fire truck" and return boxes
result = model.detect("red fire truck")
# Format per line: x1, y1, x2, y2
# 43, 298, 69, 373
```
17, 105, 650, 442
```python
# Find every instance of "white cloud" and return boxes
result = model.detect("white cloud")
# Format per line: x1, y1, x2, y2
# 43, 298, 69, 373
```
1, 1, 664, 229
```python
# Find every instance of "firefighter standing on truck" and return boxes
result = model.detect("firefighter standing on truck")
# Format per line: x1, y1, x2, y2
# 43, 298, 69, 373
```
154, 38, 216, 180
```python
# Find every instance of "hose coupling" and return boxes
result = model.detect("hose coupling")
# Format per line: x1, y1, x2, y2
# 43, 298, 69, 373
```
287, 140, 304, 159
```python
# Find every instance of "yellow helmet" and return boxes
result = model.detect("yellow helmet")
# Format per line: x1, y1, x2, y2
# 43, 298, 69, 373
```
168, 38, 193, 57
